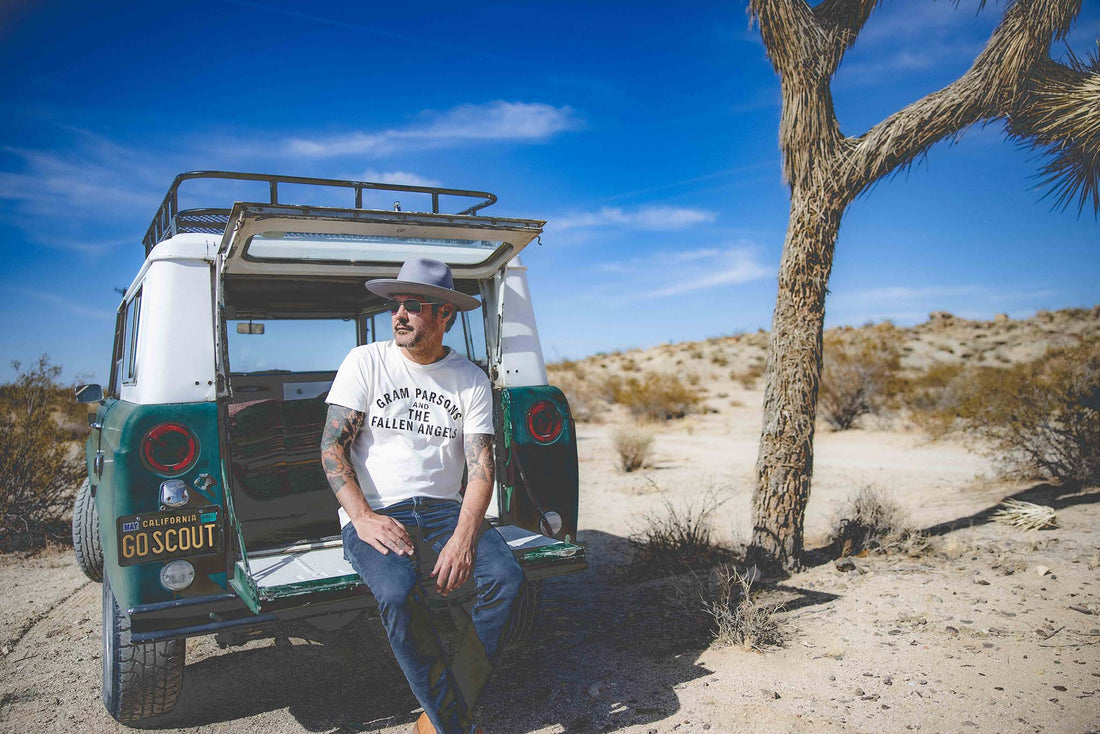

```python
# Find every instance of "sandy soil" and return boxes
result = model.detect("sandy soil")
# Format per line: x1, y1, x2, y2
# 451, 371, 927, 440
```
1, 311, 1098, 733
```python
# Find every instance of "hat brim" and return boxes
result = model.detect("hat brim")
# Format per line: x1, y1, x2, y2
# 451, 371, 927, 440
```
365, 280, 481, 311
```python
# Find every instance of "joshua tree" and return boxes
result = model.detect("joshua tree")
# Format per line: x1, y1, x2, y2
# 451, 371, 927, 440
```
749, 0, 1099, 572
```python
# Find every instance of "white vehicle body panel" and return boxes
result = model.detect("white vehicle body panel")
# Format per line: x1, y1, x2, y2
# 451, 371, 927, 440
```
121, 234, 219, 405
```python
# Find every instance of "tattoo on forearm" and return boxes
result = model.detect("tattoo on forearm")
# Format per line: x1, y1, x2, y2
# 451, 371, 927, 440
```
320, 405, 365, 494
463, 433, 494, 486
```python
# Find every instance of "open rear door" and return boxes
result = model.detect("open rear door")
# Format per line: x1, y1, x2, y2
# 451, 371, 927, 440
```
217, 202, 544, 280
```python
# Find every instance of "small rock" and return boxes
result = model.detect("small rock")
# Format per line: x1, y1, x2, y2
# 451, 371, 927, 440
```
760, 689, 780, 700
1036, 565, 1050, 577
1054, 685, 1067, 692
836, 558, 857, 573
854, 688, 865, 696
975, 579, 990, 586
946, 626, 959, 634
884, 676, 893, 686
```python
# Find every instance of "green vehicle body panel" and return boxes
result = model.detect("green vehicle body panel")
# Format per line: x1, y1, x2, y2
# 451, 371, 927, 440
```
498, 386, 579, 541
92, 399, 226, 611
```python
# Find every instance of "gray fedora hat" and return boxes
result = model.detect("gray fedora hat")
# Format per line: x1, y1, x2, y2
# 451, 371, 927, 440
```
365, 257, 481, 311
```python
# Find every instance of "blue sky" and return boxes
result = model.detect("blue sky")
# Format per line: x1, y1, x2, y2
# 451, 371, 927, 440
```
1, 0, 1097, 383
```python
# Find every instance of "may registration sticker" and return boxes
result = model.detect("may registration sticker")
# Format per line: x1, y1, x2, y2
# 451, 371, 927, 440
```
116, 507, 223, 567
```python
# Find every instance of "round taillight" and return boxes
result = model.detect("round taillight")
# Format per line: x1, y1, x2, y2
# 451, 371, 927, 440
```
526, 400, 563, 444
141, 422, 198, 475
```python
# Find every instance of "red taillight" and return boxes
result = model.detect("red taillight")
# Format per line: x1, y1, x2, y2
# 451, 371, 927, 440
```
526, 400, 563, 444
141, 422, 198, 475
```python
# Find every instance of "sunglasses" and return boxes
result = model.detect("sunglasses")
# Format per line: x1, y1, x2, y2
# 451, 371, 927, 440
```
385, 298, 441, 314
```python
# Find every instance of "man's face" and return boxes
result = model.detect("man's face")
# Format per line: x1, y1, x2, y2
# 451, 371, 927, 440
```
390, 294, 451, 350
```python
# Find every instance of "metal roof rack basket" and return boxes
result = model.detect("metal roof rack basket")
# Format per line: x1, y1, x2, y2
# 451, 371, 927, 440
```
142, 171, 499, 255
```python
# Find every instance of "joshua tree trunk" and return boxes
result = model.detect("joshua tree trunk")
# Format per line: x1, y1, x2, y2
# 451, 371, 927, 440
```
748, 0, 1097, 573
753, 197, 841, 569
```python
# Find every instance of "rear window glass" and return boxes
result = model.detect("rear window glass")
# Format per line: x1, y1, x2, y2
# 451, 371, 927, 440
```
245, 233, 503, 266
228, 318, 357, 374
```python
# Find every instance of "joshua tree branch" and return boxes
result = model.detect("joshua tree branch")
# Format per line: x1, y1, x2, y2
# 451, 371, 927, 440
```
813, 0, 883, 66
838, 0, 1083, 199
1007, 57, 1100, 214
750, 0, 825, 72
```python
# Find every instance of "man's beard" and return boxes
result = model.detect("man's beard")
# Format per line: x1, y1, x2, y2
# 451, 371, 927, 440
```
394, 324, 423, 347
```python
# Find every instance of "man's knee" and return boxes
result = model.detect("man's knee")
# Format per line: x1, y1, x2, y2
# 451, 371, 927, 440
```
483, 556, 524, 604
369, 570, 419, 611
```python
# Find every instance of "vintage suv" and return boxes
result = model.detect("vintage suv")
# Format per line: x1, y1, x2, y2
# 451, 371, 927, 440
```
73, 171, 584, 725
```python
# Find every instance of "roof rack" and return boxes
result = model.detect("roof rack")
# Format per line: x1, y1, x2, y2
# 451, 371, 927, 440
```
142, 171, 498, 255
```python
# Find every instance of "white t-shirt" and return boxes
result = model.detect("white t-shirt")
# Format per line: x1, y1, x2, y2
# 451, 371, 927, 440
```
326, 340, 494, 525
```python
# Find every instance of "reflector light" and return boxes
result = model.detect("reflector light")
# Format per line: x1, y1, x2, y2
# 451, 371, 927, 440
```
141, 423, 198, 475
526, 400, 563, 444
160, 560, 195, 591
544, 511, 563, 536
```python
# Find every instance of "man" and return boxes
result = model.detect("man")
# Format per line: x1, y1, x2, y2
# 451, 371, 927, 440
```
320, 257, 523, 734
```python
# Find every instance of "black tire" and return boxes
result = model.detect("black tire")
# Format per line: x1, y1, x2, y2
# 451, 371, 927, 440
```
102, 574, 185, 724
502, 580, 541, 649
72, 478, 103, 582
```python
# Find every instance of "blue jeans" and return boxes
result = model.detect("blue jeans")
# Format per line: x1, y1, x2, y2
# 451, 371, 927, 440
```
342, 498, 524, 734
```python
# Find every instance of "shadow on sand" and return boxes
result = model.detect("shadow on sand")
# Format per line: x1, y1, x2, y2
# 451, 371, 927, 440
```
150, 484, 1100, 732
142, 527, 839, 733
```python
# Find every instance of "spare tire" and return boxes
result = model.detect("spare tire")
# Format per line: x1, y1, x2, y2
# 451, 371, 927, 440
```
72, 478, 103, 582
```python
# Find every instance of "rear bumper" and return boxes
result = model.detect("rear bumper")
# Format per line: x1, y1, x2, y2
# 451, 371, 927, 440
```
127, 587, 378, 644
128, 538, 586, 644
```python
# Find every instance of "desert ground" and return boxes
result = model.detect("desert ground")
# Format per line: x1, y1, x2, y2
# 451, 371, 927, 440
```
1, 309, 1098, 733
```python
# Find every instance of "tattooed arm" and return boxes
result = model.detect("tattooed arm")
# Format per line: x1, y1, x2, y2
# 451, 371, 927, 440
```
432, 433, 495, 595
320, 404, 413, 556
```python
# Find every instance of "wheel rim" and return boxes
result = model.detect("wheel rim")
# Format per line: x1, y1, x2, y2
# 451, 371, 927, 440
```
101, 576, 116, 708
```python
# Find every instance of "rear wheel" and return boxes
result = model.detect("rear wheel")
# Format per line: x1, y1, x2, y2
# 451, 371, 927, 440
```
502, 580, 541, 649
102, 574, 185, 723
72, 478, 103, 582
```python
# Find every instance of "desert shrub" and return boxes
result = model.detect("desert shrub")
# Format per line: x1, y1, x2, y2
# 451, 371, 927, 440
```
829, 486, 928, 557
548, 366, 603, 423
0, 356, 85, 550
947, 339, 1100, 485
606, 371, 700, 422
730, 361, 766, 389
629, 492, 738, 577
697, 565, 784, 650
820, 327, 902, 430
611, 429, 653, 472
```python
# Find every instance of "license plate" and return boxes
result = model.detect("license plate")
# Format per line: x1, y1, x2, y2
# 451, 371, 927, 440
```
116, 507, 224, 567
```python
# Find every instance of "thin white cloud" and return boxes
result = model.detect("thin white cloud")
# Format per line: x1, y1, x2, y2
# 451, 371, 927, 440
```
358, 169, 442, 187
286, 101, 581, 158
594, 242, 771, 300
12, 287, 115, 321
645, 248, 771, 298
551, 205, 717, 232
0, 130, 168, 251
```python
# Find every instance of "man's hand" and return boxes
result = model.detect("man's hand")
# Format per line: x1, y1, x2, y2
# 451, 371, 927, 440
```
352, 511, 415, 557
431, 530, 476, 595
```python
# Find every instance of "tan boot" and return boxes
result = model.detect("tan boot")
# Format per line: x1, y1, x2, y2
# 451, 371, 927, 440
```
412, 712, 436, 734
